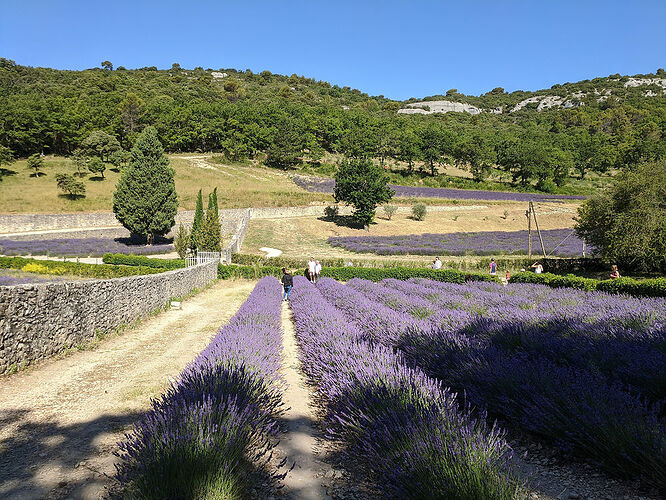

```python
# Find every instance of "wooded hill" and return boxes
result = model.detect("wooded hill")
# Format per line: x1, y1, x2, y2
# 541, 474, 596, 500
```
1, 58, 664, 193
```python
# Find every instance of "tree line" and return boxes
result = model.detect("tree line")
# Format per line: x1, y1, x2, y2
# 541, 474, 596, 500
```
1, 59, 665, 193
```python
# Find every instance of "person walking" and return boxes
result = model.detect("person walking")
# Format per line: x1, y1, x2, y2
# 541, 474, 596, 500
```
308, 258, 316, 283
315, 260, 322, 282
281, 268, 293, 301
610, 264, 621, 279
489, 258, 497, 276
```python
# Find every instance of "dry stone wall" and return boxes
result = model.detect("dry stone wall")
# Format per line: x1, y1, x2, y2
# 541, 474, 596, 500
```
0, 260, 218, 374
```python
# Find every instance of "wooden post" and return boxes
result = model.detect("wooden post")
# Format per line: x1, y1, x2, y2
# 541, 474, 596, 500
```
530, 201, 547, 258
526, 204, 532, 260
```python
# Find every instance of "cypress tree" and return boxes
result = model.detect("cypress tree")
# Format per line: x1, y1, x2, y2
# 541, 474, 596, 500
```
199, 194, 221, 252
113, 127, 178, 244
190, 189, 204, 253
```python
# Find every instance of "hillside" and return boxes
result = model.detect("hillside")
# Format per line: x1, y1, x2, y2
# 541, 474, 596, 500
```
1, 59, 665, 195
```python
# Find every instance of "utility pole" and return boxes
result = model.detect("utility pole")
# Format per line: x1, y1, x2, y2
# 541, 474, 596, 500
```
530, 201, 547, 258
526, 204, 532, 260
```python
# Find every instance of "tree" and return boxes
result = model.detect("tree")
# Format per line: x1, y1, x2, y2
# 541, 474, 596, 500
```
101, 61, 113, 71
174, 223, 190, 258
265, 123, 302, 169
334, 157, 394, 226
190, 189, 204, 253
55, 173, 86, 198
71, 148, 87, 177
109, 149, 130, 170
198, 194, 222, 252
87, 156, 106, 178
27, 153, 44, 177
575, 161, 666, 272
0, 145, 14, 168
119, 93, 145, 134
113, 126, 178, 244
453, 133, 497, 182
81, 130, 121, 161
412, 203, 427, 221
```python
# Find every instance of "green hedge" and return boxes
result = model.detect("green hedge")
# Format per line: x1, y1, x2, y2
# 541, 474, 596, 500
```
216, 263, 499, 284
0, 256, 164, 279
102, 253, 185, 270
509, 272, 666, 298
319, 266, 499, 283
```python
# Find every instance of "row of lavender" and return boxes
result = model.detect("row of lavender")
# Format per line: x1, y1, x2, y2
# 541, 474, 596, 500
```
115, 277, 284, 498
292, 175, 586, 202
315, 277, 666, 492
329, 229, 591, 257
0, 237, 174, 257
290, 276, 520, 498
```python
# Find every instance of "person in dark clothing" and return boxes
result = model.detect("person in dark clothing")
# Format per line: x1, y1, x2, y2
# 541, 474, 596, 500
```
281, 268, 293, 301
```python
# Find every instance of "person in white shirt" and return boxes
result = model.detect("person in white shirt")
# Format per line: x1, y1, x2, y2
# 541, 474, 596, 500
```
308, 258, 316, 282
531, 261, 543, 274
433, 257, 442, 270
315, 261, 322, 282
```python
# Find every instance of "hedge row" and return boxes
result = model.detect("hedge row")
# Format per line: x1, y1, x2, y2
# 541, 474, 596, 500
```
509, 272, 666, 298
102, 253, 185, 270
0, 256, 163, 279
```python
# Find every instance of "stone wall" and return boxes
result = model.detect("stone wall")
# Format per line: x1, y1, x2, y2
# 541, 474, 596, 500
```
0, 209, 250, 235
0, 261, 218, 374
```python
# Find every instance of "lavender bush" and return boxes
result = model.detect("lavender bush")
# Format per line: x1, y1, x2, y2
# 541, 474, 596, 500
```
0, 273, 66, 286
293, 175, 586, 202
329, 229, 592, 257
335, 278, 666, 490
0, 237, 174, 257
115, 277, 285, 498
290, 276, 519, 498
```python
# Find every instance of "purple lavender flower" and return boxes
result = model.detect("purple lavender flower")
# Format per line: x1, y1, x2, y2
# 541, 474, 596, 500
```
290, 276, 518, 498
329, 229, 593, 257
293, 175, 586, 202
115, 277, 285, 498
0, 237, 174, 257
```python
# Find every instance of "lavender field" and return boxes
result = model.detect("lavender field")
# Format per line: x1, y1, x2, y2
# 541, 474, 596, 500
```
0, 237, 174, 257
116, 277, 285, 498
329, 228, 591, 257
293, 175, 586, 202
294, 277, 666, 493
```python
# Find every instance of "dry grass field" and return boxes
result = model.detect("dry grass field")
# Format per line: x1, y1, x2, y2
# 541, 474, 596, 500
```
243, 200, 579, 262
0, 154, 332, 213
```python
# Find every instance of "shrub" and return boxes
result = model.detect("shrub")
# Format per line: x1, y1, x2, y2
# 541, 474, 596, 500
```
382, 204, 398, 220
509, 271, 666, 298
324, 205, 339, 218
173, 224, 190, 259
1, 256, 163, 279
56, 173, 86, 197
102, 253, 185, 270
412, 203, 427, 221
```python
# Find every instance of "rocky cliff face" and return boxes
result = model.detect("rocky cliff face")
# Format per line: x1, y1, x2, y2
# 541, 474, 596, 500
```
398, 77, 666, 116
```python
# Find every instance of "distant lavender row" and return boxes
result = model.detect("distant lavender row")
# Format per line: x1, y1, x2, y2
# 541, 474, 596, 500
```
329, 228, 592, 257
327, 278, 666, 489
0, 273, 64, 286
115, 277, 284, 498
292, 175, 586, 202
0, 237, 174, 257
290, 276, 517, 498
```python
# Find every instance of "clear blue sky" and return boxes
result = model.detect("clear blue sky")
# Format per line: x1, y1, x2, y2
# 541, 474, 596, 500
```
1, 0, 664, 100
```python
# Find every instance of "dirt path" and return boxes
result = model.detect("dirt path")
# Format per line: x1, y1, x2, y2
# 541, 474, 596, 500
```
275, 303, 331, 499
0, 280, 255, 500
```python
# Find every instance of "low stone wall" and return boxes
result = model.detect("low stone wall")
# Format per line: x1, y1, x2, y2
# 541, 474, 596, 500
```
0, 260, 218, 374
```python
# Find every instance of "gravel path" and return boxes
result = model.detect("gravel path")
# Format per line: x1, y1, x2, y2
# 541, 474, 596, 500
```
0, 280, 255, 500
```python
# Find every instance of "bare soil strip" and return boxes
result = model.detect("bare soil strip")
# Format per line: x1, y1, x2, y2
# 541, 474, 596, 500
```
275, 302, 332, 500
0, 280, 255, 500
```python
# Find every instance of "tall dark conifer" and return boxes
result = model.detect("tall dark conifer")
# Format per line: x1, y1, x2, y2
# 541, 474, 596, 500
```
113, 127, 178, 244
